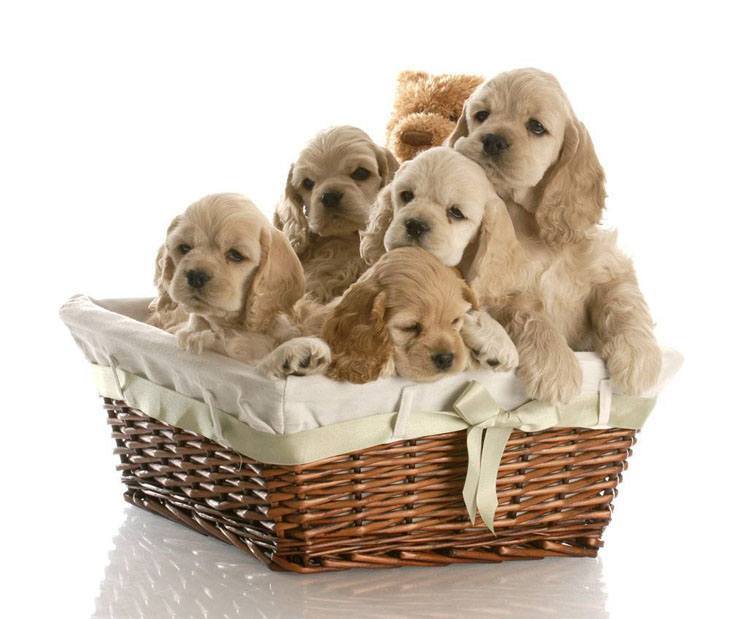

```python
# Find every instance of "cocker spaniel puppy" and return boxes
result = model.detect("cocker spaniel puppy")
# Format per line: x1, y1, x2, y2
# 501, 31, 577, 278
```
148, 193, 330, 378
319, 247, 517, 384
441, 68, 662, 403
274, 126, 399, 303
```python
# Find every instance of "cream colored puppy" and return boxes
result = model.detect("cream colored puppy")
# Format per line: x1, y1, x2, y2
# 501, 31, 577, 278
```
275, 126, 398, 302
148, 193, 330, 378
443, 68, 662, 403
360, 147, 518, 373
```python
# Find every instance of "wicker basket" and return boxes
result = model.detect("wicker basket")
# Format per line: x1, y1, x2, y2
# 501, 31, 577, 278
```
105, 397, 637, 573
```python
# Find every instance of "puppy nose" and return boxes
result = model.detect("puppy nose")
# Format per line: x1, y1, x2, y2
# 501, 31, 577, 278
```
482, 133, 509, 156
186, 269, 210, 290
432, 352, 454, 371
320, 191, 343, 208
405, 218, 430, 239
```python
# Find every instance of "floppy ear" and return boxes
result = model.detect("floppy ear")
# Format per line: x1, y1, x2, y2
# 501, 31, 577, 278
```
151, 215, 182, 312
323, 274, 392, 383
243, 226, 305, 332
273, 165, 310, 255
463, 196, 524, 306
533, 118, 605, 246
374, 145, 400, 187
461, 281, 480, 310
446, 103, 469, 147
360, 186, 394, 266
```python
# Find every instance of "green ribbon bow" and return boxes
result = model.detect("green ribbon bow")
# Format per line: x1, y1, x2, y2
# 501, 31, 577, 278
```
452, 381, 656, 533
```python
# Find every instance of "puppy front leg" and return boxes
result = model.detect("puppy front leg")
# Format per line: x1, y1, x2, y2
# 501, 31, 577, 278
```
589, 274, 662, 395
501, 305, 582, 404
462, 309, 519, 372
175, 313, 217, 354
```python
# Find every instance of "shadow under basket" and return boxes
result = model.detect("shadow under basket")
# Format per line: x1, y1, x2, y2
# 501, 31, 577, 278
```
104, 397, 637, 573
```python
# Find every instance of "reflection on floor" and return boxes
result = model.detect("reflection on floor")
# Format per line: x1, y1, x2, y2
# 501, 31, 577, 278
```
94, 507, 608, 618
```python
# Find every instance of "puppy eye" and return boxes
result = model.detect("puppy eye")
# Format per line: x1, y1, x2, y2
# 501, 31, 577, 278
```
302, 178, 315, 191
448, 206, 466, 220
351, 167, 371, 181
226, 249, 245, 263
401, 322, 423, 335
452, 317, 462, 326
400, 190, 414, 204
474, 110, 489, 123
178, 243, 192, 255
527, 119, 547, 135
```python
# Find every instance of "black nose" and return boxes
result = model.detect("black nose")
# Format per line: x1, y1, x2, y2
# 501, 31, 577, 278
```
482, 133, 509, 156
320, 191, 343, 208
186, 269, 210, 289
405, 218, 430, 239
432, 352, 454, 371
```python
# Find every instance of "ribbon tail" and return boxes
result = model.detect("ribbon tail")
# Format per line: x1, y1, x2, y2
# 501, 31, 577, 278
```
476, 427, 512, 533
462, 425, 485, 525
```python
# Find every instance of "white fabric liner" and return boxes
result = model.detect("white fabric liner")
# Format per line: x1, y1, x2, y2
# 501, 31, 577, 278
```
60, 295, 683, 436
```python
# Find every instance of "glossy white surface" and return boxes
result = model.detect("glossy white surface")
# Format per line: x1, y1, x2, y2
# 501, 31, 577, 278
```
95, 508, 609, 619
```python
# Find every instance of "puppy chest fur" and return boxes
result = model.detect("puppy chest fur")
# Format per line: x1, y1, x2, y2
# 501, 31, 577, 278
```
299, 235, 367, 303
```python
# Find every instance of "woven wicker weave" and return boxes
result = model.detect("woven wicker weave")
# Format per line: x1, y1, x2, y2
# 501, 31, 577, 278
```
104, 397, 636, 573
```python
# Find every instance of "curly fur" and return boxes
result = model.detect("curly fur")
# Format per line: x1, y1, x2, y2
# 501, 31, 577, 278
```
387, 70, 483, 162
274, 126, 399, 303
321, 247, 477, 384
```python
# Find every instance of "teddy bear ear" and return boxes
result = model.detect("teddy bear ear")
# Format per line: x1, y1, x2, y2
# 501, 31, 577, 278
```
398, 70, 429, 86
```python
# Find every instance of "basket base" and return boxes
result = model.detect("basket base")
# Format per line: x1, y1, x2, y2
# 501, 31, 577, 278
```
105, 397, 635, 573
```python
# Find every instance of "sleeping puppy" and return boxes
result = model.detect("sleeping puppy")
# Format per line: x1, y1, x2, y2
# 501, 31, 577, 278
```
318, 247, 517, 384
274, 126, 399, 303
440, 68, 662, 403
148, 193, 331, 378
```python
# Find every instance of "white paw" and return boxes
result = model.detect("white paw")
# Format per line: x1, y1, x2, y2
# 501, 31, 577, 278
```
604, 335, 662, 395
462, 310, 519, 372
257, 337, 332, 379
176, 326, 217, 354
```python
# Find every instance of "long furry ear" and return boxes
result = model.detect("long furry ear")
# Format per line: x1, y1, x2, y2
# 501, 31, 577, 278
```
273, 165, 310, 255
533, 118, 605, 246
150, 215, 181, 312
464, 197, 524, 306
461, 281, 479, 310
374, 145, 400, 187
446, 103, 469, 147
323, 275, 391, 383
244, 226, 305, 332
360, 186, 394, 266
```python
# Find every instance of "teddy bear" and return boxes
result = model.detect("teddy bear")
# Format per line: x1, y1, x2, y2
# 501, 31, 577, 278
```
385, 70, 483, 162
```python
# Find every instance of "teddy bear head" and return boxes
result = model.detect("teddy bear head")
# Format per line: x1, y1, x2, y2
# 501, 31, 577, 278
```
386, 70, 483, 162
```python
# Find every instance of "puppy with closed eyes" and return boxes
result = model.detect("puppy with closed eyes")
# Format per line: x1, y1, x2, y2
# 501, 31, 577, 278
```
148, 193, 331, 378
316, 247, 517, 384
441, 68, 662, 403
274, 126, 399, 303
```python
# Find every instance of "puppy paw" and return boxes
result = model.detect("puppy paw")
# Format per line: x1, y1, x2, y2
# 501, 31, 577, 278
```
518, 342, 582, 405
462, 310, 519, 372
603, 335, 662, 395
176, 326, 217, 354
257, 337, 332, 379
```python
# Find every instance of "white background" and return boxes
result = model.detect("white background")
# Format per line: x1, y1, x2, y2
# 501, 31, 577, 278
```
2, 1, 728, 617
